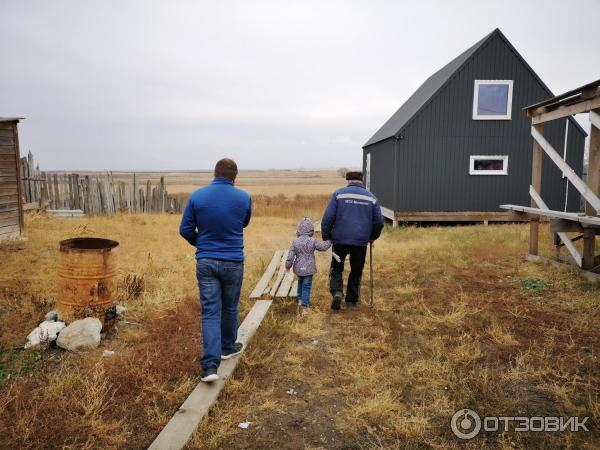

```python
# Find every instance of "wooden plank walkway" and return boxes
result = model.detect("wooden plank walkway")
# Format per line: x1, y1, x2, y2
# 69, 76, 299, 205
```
249, 250, 298, 300
269, 250, 289, 297
148, 300, 273, 450
249, 250, 282, 298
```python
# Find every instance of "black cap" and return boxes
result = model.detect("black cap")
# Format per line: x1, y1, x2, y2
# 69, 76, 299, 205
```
345, 171, 363, 181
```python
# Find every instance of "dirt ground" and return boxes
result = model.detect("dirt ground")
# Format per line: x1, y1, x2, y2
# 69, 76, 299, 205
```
1, 207, 600, 449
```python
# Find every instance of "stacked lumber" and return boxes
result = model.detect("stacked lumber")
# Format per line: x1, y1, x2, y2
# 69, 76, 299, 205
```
250, 250, 298, 299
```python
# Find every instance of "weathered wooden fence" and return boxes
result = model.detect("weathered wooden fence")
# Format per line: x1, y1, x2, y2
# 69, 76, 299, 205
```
20, 152, 182, 215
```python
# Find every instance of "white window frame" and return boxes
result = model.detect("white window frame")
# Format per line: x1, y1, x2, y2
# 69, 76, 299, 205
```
469, 155, 509, 176
472, 80, 514, 120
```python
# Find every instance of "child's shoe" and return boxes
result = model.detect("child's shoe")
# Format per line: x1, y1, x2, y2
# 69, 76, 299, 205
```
301, 307, 309, 316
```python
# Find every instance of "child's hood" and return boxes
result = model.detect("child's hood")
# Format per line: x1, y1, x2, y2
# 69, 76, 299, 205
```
296, 218, 314, 237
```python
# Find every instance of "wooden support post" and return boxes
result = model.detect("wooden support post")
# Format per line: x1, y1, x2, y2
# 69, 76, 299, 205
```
583, 228, 596, 270
583, 112, 600, 269
529, 123, 543, 256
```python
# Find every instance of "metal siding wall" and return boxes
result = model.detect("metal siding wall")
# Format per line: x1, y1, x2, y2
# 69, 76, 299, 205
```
395, 34, 585, 212
363, 139, 395, 209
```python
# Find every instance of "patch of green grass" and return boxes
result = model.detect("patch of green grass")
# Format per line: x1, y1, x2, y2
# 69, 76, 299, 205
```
520, 277, 549, 294
0, 346, 43, 384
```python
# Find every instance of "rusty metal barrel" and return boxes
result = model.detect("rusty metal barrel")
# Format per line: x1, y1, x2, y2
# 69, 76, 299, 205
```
57, 237, 119, 323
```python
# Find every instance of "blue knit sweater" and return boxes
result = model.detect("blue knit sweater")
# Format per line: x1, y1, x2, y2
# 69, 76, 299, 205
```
179, 178, 252, 261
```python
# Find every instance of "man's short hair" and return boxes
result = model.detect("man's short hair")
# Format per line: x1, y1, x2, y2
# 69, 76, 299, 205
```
345, 171, 363, 181
214, 158, 238, 181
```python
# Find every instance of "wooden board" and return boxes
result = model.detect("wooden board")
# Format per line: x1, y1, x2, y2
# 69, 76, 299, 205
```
393, 211, 525, 222
290, 279, 298, 298
0, 136, 15, 146
148, 299, 273, 450
532, 96, 600, 124
500, 204, 600, 226
0, 224, 20, 236
275, 270, 295, 297
269, 250, 289, 297
249, 250, 283, 298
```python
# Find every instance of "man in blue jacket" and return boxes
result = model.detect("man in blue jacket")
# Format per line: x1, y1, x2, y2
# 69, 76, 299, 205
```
179, 158, 252, 383
321, 171, 384, 310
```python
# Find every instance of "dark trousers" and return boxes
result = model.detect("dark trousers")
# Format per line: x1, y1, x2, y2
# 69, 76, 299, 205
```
329, 244, 367, 304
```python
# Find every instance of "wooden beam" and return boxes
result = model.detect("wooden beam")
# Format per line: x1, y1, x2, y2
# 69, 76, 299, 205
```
249, 250, 283, 299
583, 116, 600, 269
148, 300, 272, 450
392, 211, 527, 222
531, 125, 600, 214
530, 186, 582, 267
527, 253, 600, 284
531, 96, 600, 124
380, 206, 395, 220
530, 124, 543, 255
500, 204, 600, 226
550, 219, 585, 233
590, 110, 600, 131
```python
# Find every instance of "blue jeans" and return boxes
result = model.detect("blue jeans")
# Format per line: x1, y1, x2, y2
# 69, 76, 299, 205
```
196, 258, 244, 369
297, 275, 313, 307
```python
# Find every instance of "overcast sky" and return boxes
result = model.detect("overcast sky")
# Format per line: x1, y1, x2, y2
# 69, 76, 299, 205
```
1, 1, 599, 171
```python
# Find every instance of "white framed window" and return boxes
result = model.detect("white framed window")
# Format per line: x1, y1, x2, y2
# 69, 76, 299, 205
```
472, 80, 513, 120
469, 155, 508, 175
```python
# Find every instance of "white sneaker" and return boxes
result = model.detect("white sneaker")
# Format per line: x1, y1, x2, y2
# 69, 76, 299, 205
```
200, 366, 219, 383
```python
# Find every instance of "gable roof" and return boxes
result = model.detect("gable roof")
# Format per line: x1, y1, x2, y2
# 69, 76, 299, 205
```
364, 28, 585, 148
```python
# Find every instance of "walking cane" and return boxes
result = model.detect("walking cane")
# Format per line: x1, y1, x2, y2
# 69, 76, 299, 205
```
369, 241, 374, 308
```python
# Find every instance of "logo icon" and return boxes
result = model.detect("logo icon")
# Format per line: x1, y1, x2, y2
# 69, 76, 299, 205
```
451, 409, 481, 439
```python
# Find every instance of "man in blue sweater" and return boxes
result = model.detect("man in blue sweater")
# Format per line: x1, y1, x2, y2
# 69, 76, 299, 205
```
321, 171, 384, 310
179, 158, 252, 383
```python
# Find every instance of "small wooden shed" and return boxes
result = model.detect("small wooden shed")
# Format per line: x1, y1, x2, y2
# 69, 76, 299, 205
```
0, 117, 25, 240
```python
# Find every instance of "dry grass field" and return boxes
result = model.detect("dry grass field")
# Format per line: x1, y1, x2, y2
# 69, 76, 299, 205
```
1, 189, 600, 449
54, 169, 348, 197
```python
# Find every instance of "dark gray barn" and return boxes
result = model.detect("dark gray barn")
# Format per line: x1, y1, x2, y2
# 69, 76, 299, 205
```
362, 28, 586, 224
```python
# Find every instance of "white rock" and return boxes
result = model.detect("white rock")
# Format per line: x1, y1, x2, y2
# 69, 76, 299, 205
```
115, 305, 126, 315
102, 350, 115, 357
24, 320, 66, 349
56, 318, 102, 351
44, 309, 59, 322
238, 421, 251, 429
